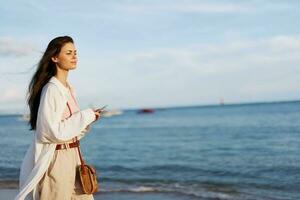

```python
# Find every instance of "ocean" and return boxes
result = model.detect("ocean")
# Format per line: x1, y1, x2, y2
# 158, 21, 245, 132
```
0, 101, 299, 200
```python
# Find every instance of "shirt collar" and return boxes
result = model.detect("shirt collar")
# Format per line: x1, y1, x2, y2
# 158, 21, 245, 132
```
49, 76, 74, 98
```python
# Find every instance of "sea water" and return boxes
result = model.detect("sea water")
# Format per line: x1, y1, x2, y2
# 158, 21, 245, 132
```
0, 101, 299, 200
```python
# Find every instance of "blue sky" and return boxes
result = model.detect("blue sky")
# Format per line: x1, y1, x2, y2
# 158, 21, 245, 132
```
0, 0, 300, 113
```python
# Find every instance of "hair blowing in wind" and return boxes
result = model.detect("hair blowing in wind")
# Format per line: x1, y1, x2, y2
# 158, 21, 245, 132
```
27, 36, 74, 130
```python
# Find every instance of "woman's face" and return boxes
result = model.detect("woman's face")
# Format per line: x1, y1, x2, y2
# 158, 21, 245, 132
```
51, 42, 77, 70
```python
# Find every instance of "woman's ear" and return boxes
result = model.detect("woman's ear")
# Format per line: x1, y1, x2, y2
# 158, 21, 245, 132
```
51, 56, 58, 63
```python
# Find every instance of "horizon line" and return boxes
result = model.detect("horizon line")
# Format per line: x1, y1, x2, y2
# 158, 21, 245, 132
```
1, 98, 299, 116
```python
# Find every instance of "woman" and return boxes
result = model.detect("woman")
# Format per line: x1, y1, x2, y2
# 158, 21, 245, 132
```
15, 36, 102, 200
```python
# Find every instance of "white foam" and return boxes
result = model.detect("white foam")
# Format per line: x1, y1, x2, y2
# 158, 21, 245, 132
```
130, 186, 156, 192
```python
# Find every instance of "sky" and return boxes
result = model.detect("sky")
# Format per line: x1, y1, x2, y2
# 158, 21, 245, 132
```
0, 0, 300, 113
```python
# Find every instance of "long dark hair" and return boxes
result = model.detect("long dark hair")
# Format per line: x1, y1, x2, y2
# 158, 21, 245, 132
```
27, 36, 74, 130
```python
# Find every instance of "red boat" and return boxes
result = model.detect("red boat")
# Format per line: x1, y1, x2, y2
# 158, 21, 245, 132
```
138, 108, 155, 114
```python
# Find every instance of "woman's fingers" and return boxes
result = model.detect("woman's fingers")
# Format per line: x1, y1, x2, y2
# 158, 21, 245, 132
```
94, 111, 101, 121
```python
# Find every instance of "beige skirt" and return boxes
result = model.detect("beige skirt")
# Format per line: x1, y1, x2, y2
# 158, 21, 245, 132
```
38, 146, 93, 200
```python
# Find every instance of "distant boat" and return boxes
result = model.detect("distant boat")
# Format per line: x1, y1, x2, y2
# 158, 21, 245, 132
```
137, 108, 155, 114
18, 114, 30, 121
102, 109, 123, 117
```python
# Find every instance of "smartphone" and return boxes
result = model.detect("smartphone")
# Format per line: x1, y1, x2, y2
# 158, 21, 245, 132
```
96, 105, 108, 113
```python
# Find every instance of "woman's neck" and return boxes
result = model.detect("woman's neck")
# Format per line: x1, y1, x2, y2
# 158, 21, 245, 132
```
55, 69, 69, 88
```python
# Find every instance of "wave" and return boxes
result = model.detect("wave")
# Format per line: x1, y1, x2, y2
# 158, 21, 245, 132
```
0, 179, 290, 200
0, 180, 18, 189
0, 179, 241, 199
96, 164, 262, 180
98, 181, 300, 200
99, 184, 241, 200
0, 164, 297, 200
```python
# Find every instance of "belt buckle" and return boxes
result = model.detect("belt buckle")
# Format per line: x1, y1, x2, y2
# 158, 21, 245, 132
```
64, 142, 70, 149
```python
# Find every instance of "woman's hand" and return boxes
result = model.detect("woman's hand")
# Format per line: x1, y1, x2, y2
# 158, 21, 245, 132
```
92, 105, 107, 122
93, 109, 102, 122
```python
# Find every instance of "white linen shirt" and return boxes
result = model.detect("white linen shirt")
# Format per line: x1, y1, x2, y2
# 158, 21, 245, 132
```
15, 76, 96, 200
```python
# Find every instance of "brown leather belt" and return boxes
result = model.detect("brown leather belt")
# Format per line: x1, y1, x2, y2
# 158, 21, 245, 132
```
56, 140, 79, 150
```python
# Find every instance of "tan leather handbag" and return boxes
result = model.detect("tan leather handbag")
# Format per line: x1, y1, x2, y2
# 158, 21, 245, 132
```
76, 138, 99, 194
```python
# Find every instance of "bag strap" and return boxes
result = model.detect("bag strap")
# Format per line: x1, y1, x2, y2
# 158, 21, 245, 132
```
76, 137, 86, 173
66, 102, 86, 173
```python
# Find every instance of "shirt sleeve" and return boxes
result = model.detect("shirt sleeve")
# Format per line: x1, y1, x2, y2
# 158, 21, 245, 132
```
36, 83, 95, 143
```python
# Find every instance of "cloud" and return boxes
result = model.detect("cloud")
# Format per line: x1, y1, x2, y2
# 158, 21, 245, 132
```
0, 37, 37, 57
267, 35, 300, 52
77, 34, 299, 92
80, 34, 299, 106
116, 35, 300, 74
0, 87, 23, 103
119, 3, 247, 13
115, 1, 294, 14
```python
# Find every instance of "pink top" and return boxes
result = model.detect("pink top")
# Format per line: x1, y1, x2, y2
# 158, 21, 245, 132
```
61, 86, 82, 143
62, 87, 80, 119
61, 86, 86, 165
